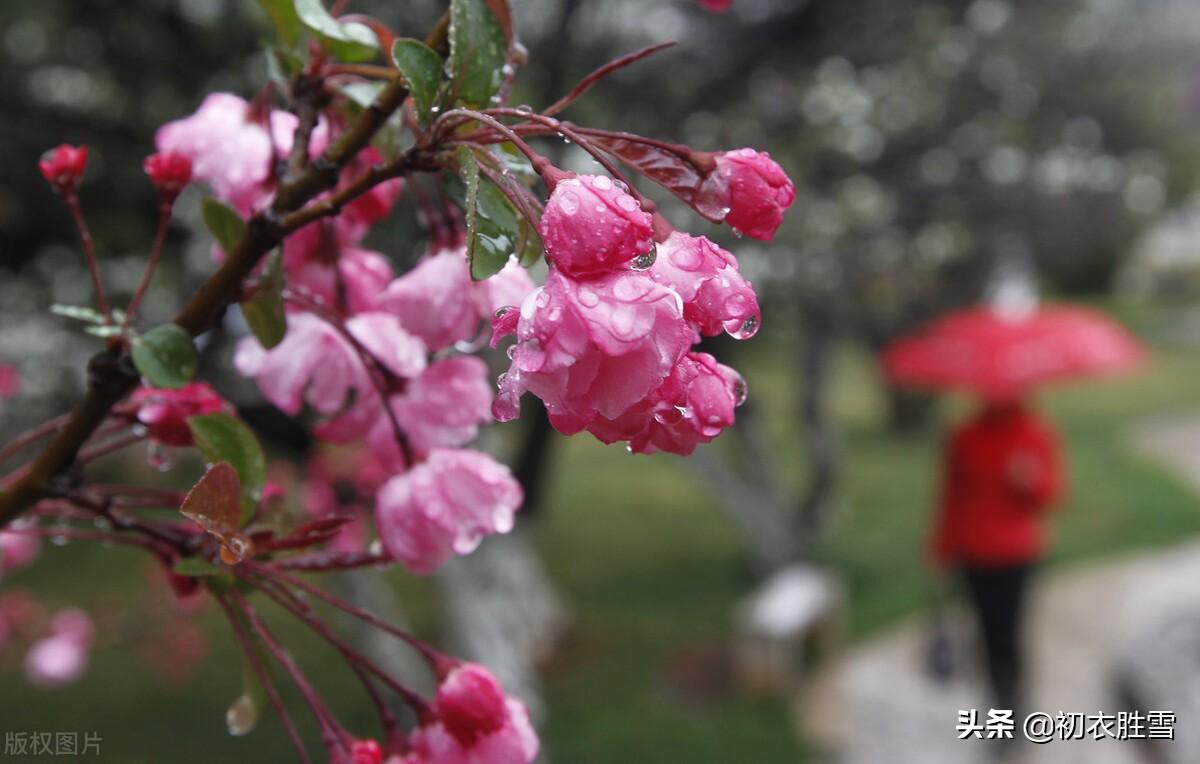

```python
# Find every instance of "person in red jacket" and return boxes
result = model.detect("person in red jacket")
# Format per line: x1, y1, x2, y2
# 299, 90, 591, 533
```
930, 397, 1066, 711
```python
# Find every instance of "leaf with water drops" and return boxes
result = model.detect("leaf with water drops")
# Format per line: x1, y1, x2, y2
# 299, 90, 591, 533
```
201, 197, 247, 254
186, 413, 267, 507
585, 135, 723, 221
132, 324, 198, 389
447, 0, 511, 107
294, 0, 379, 63
391, 38, 443, 123
240, 251, 287, 349
447, 147, 521, 280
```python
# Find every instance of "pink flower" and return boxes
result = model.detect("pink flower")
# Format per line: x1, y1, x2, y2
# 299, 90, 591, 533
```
699, 0, 733, 11
156, 93, 326, 215
143, 151, 193, 201
235, 312, 426, 440
369, 357, 493, 465
696, 148, 795, 240
405, 663, 539, 764
39, 144, 88, 193
377, 250, 536, 352
287, 247, 396, 315
492, 269, 692, 430
131, 382, 229, 447
24, 608, 93, 688
578, 352, 746, 455
375, 449, 523, 574
0, 363, 19, 398
538, 174, 654, 278
0, 530, 40, 575
648, 231, 760, 339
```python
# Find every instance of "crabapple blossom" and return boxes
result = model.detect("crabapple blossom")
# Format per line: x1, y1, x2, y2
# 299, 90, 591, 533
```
576, 351, 746, 455
375, 449, 523, 574
131, 382, 229, 447
235, 312, 425, 439
538, 174, 654, 278
377, 250, 536, 351
0, 529, 40, 575
287, 247, 396, 315
648, 231, 760, 339
351, 739, 385, 764
155, 92, 327, 215
401, 663, 539, 764
38, 144, 88, 193
24, 608, 94, 688
492, 269, 692, 429
696, 148, 795, 240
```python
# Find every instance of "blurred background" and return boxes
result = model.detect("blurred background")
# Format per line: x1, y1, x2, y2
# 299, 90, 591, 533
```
4, 0, 1200, 762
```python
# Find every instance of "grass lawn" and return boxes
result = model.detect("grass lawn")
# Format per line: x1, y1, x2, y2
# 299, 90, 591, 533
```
3, 302, 1200, 763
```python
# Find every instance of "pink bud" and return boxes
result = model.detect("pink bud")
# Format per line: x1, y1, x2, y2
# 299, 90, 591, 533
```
648, 231, 760, 339
0, 363, 20, 398
131, 382, 230, 447
696, 148, 795, 240
538, 174, 654, 278
350, 739, 384, 764
143, 151, 194, 200
39, 144, 88, 193
699, 0, 733, 11
436, 663, 509, 747
0, 531, 40, 575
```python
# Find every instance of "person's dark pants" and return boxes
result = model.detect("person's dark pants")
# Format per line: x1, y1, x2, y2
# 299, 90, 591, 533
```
962, 563, 1034, 712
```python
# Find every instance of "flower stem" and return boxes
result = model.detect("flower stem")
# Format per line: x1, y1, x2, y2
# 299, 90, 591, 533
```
64, 192, 112, 323
122, 202, 173, 334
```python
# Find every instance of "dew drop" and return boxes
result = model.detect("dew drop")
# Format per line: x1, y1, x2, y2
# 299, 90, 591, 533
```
494, 305, 514, 318
725, 314, 759, 340
731, 373, 749, 407
220, 534, 253, 565
506, 345, 517, 360
515, 104, 533, 114
147, 441, 174, 472
226, 693, 259, 737
615, 195, 640, 213
631, 244, 657, 271
558, 190, 581, 215
577, 288, 600, 308
591, 175, 614, 191
731, 227, 744, 239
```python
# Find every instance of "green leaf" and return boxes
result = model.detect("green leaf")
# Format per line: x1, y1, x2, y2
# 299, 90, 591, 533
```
447, 0, 510, 108
201, 198, 247, 253
259, 0, 302, 46
173, 558, 228, 577
132, 324, 198, 389
241, 251, 287, 349
391, 38, 443, 122
50, 304, 105, 323
516, 217, 544, 267
187, 413, 267, 504
294, 0, 379, 63
447, 147, 520, 280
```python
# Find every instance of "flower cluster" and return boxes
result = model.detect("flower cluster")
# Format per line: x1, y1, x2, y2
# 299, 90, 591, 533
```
490, 149, 792, 455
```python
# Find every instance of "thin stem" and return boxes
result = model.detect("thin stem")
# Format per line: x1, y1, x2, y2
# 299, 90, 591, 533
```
491, 109, 640, 195
213, 591, 312, 764
436, 109, 552, 177
64, 192, 112, 323
122, 201, 172, 333
9, 525, 165, 554
329, 64, 398, 80
543, 42, 676, 118
245, 560, 444, 668
0, 415, 70, 466
230, 588, 350, 757
248, 571, 430, 721
77, 431, 145, 463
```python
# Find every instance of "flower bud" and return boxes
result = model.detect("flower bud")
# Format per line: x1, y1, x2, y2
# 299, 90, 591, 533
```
143, 151, 194, 201
539, 174, 654, 278
38, 144, 88, 194
696, 148, 795, 240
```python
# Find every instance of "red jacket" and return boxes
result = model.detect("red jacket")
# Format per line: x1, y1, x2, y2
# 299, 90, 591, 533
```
931, 403, 1066, 567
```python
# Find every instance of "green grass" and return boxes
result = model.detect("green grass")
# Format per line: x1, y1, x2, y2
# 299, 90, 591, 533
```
4, 303, 1200, 762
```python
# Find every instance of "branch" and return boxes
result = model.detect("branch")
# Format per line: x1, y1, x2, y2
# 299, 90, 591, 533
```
0, 15, 450, 527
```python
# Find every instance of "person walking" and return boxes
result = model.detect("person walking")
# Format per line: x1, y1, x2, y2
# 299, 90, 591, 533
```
929, 398, 1066, 712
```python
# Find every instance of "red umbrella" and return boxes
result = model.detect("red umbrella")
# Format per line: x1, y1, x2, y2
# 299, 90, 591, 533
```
881, 304, 1145, 398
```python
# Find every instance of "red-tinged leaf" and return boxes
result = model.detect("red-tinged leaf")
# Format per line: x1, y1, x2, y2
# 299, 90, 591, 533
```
180, 463, 242, 538
341, 14, 396, 56
484, 0, 513, 44
587, 135, 721, 220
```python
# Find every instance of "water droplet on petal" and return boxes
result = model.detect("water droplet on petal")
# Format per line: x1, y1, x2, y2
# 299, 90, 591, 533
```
506, 345, 517, 360
558, 190, 581, 215
731, 373, 749, 407
631, 243, 657, 270
615, 195, 640, 213
494, 305, 514, 318
577, 288, 600, 308
725, 313, 759, 340
591, 176, 614, 191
